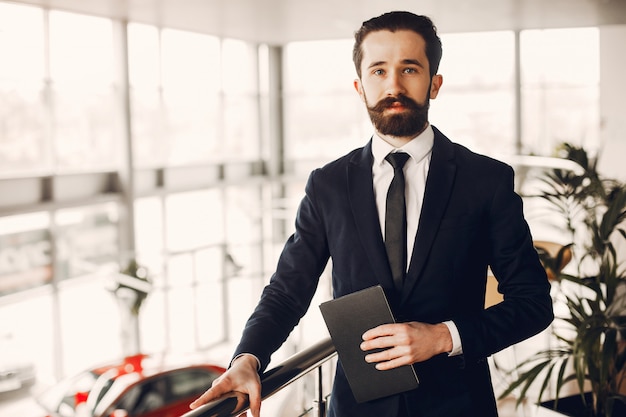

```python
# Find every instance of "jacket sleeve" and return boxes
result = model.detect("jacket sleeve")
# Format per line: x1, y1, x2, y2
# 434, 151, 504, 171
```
232, 170, 331, 371
452, 165, 554, 364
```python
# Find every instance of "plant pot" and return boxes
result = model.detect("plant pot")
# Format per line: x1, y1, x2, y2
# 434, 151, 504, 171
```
536, 393, 626, 417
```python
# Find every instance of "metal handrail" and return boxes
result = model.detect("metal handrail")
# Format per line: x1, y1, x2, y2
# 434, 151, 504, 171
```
180, 337, 337, 417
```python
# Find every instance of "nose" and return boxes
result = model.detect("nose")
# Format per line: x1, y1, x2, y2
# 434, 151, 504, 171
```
385, 70, 406, 97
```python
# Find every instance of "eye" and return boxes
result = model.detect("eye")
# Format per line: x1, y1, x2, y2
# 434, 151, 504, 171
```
403, 67, 417, 74
372, 68, 385, 76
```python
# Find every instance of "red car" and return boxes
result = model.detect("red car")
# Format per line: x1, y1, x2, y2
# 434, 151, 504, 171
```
35, 354, 225, 417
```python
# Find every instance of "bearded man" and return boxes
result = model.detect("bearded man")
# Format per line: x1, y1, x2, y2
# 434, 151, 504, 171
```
191, 11, 553, 417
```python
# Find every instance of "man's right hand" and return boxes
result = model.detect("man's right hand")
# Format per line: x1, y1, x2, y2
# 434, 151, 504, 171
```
189, 354, 262, 417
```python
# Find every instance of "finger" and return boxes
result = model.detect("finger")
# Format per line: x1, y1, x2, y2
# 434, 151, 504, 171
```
372, 355, 409, 370
365, 346, 413, 368
190, 384, 229, 409
242, 373, 262, 417
360, 334, 397, 352
362, 323, 397, 340
248, 387, 262, 417
364, 346, 398, 362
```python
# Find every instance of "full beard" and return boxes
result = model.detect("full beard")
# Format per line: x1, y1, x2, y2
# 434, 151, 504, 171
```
366, 94, 430, 138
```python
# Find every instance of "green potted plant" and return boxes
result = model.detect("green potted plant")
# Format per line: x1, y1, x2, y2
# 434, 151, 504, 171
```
500, 144, 626, 417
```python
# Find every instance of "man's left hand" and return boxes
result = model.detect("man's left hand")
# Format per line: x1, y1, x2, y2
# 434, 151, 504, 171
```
360, 322, 452, 370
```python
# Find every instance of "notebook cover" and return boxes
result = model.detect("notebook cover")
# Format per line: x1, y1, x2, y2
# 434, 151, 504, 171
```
319, 285, 419, 403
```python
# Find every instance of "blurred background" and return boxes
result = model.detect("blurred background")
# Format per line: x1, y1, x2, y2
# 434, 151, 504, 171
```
0, 0, 625, 415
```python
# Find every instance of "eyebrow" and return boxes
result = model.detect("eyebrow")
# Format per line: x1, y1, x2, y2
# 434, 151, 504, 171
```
367, 58, 425, 69
402, 59, 424, 68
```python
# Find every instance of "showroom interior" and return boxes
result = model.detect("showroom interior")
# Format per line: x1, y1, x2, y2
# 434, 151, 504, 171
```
1, 0, 626, 416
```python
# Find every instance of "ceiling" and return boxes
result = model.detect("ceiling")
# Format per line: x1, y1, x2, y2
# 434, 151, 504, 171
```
10, 0, 626, 44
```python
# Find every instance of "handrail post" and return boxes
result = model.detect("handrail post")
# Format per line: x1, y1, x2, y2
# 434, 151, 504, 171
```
311, 365, 326, 417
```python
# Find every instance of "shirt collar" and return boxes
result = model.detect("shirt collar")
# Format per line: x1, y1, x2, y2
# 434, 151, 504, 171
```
372, 124, 435, 167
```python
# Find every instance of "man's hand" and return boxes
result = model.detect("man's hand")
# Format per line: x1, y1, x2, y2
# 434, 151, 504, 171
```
360, 322, 452, 370
189, 354, 262, 417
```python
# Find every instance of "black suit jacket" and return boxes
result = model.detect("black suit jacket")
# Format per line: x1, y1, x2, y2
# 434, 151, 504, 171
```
235, 126, 553, 417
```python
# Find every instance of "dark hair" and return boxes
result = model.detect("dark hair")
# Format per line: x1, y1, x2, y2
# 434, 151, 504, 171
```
353, 11, 443, 79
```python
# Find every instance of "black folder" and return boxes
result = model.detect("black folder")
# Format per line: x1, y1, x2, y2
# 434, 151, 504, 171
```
319, 285, 419, 403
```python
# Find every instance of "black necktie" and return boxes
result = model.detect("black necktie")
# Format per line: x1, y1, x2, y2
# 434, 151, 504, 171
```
385, 152, 410, 292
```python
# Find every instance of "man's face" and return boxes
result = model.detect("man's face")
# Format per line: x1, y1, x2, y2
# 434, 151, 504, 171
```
354, 30, 442, 140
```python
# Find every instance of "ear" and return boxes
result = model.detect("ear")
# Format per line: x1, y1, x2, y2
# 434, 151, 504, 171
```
354, 79, 365, 102
430, 74, 443, 99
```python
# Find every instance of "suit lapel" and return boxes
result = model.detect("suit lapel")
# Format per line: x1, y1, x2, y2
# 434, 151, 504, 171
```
347, 141, 395, 290
403, 129, 457, 303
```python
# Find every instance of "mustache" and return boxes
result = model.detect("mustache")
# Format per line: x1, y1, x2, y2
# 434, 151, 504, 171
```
369, 94, 421, 112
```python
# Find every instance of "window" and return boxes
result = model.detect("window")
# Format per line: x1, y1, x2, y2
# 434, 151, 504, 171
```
283, 39, 368, 167
169, 368, 221, 399
0, 212, 51, 295
0, 3, 47, 176
55, 203, 119, 280
521, 28, 600, 156
433, 31, 516, 156
128, 23, 166, 168
222, 39, 261, 160
165, 190, 224, 251
49, 11, 119, 172
132, 378, 167, 414
160, 29, 221, 165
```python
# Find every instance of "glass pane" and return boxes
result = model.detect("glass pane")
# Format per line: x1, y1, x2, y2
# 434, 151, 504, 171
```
439, 32, 515, 87
128, 24, 166, 168
228, 243, 263, 280
226, 276, 262, 339
283, 39, 368, 163
167, 286, 195, 353
0, 294, 55, 383
58, 278, 122, 374
0, 80, 49, 176
521, 28, 600, 155
49, 11, 119, 172
195, 247, 223, 284
139, 288, 167, 353
55, 203, 119, 280
128, 23, 160, 88
283, 94, 367, 160
431, 90, 515, 155
0, 213, 51, 295
165, 190, 224, 252
521, 28, 600, 85
160, 29, 221, 165
130, 87, 166, 167
49, 11, 114, 84
284, 39, 355, 94
195, 249, 225, 347
163, 88, 219, 165
168, 253, 194, 286
0, 3, 45, 81
161, 29, 220, 92
134, 197, 165, 278
0, 3, 49, 176
224, 186, 262, 245
522, 86, 599, 156
433, 31, 515, 156
50, 87, 120, 171
224, 185, 266, 283
222, 38, 257, 94
222, 95, 260, 160
169, 369, 220, 398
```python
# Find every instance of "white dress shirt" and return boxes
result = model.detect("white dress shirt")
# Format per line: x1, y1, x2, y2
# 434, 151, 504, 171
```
371, 125, 462, 357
